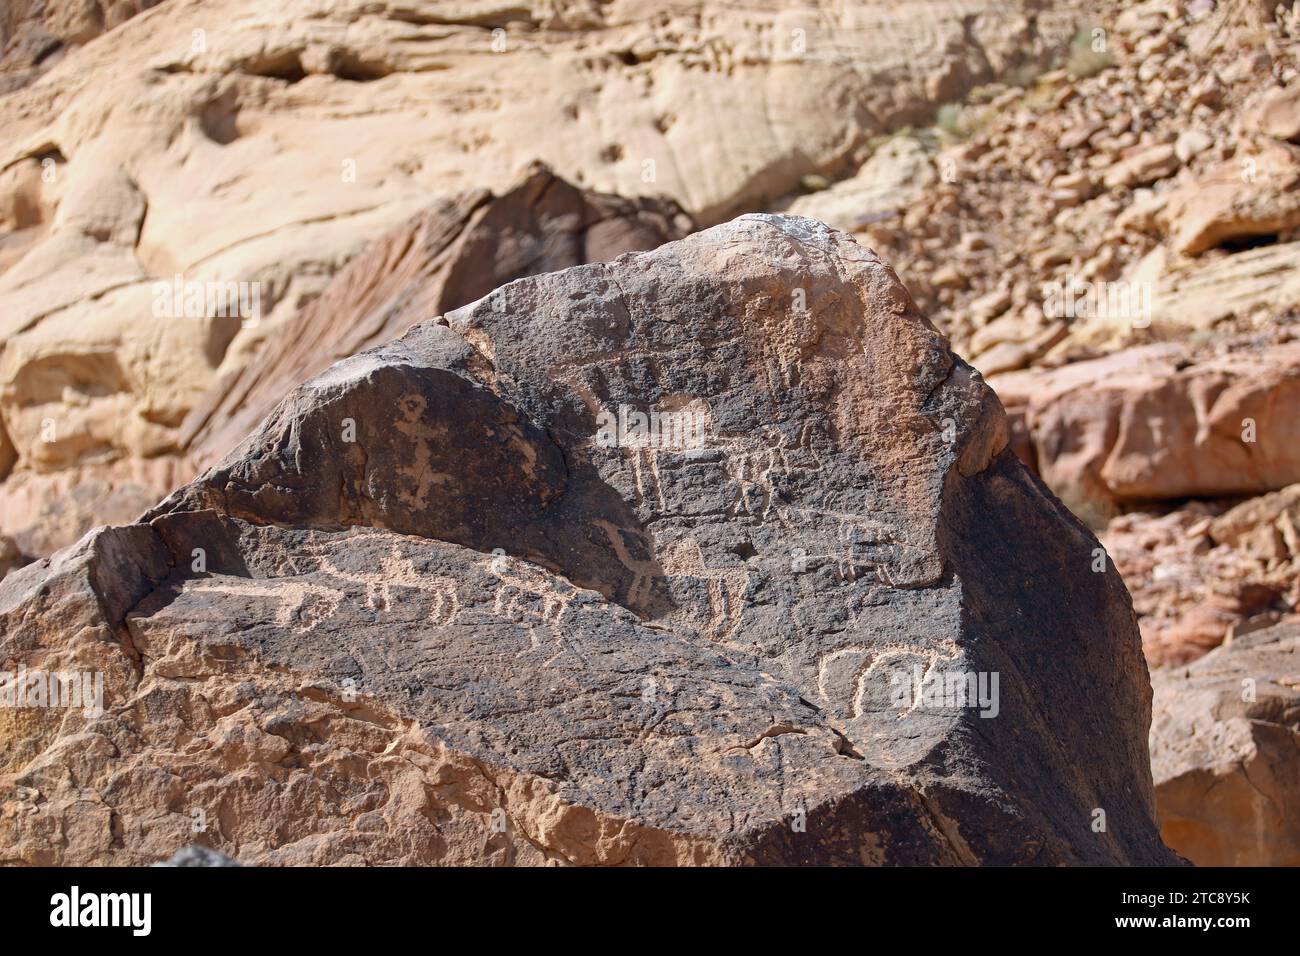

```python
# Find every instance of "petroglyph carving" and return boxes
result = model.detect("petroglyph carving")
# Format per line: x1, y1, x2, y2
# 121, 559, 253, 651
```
783, 508, 928, 587
659, 536, 750, 642
594, 520, 658, 607
392, 392, 444, 509
717, 433, 784, 522
816, 638, 962, 719
486, 553, 576, 626
629, 446, 666, 511
307, 533, 461, 625
717, 424, 825, 524
188, 579, 345, 633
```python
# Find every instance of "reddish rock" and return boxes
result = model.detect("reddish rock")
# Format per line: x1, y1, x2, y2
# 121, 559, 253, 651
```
182, 164, 691, 471
1151, 621, 1300, 866
993, 342, 1300, 526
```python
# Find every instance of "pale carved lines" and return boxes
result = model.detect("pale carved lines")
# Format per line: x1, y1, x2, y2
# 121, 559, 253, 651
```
594, 520, 752, 644
629, 447, 667, 512
190, 531, 461, 632
815, 638, 962, 720
304, 532, 460, 625
789, 508, 906, 585
720, 441, 784, 523
593, 520, 656, 608
483, 552, 587, 668
658, 537, 751, 643
485, 553, 576, 628
187, 579, 345, 634
716, 423, 824, 526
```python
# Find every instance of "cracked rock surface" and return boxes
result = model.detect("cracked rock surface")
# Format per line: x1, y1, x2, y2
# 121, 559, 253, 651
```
1150, 620, 1300, 866
0, 0, 1087, 555
0, 216, 1176, 865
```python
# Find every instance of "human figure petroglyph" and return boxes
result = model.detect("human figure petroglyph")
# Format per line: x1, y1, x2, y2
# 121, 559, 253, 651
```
188, 579, 345, 633
721, 443, 781, 521
816, 638, 962, 720
392, 392, 442, 509
486, 552, 576, 626
658, 536, 750, 642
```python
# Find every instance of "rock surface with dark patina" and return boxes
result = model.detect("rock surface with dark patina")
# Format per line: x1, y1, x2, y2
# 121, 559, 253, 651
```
0, 216, 1177, 865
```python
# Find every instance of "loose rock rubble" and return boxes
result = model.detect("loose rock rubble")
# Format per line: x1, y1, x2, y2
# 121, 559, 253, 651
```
0, 0, 1088, 557
853, 0, 1300, 374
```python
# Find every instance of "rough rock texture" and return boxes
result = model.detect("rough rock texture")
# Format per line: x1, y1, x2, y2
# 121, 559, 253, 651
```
845, 0, 1300, 375
0, 534, 23, 580
781, 136, 936, 230
0, 0, 160, 93
1158, 139, 1300, 257
1101, 504, 1297, 667
0, 167, 688, 557
0, 0, 1088, 553
154, 844, 240, 867
0, 217, 1176, 866
182, 163, 692, 471
993, 342, 1300, 526
1151, 620, 1300, 866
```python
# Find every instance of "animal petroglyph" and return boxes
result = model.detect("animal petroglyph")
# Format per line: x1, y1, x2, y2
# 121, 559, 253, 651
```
306, 533, 461, 625
717, 424, 824, 525
486, 553, 577, 627
594, 520, 659, 608
816, 638, 962, 720
188, 579, 345, 633
659, 536, 751, 642
785, 508, 935, 587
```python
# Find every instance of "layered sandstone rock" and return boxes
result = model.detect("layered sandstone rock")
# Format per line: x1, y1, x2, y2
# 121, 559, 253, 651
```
0, 217, 1176, 865
992, 342, 1300, 526
781, 136, 936, 231
1158, 140, 1300, 257
182, 163, 692, 471
0, 167, 688, 558
0, 0, 1088, 555
1151, 620, 1300, 866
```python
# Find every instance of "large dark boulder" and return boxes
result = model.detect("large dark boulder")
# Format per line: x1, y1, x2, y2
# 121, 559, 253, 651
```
0, 215, 1176, 865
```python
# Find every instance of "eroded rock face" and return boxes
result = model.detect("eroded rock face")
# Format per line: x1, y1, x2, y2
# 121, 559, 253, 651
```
993, 342, 1300, 526
851, 0, 1300, 379
0, 0, 160, 93
0, 0, 1087, 548
0, 167, 688, 558
182, 163, 692, 471
0, 216, 1175, 865
1151, 621, 1300, 866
